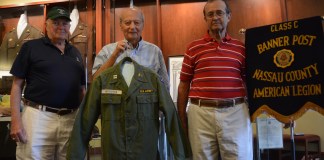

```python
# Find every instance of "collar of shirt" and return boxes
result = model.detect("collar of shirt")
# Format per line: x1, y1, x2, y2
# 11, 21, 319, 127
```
203, 31, 231, 42
42, 36, 72, 50
106, 58, 148, 85
124, 37, 143, 57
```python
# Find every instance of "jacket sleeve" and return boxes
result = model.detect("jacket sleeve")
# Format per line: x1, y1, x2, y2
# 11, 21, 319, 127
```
157, 76, 192, 159
67, 77, 102, 160
0, 32, 9, 70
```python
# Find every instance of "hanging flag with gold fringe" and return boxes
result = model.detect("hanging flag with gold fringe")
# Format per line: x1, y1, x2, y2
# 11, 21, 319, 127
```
245, 16, 324, 123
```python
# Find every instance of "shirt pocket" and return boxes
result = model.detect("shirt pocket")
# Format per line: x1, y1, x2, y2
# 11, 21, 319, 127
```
8, 39, 16, 49
137, 94, 158, 119
101, 94, 122, 120
142, 64, 158, 73
74, 36, 87, 43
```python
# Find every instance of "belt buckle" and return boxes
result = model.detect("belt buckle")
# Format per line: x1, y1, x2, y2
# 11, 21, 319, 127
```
216, 100, 230, 108
215, 100, 219, 107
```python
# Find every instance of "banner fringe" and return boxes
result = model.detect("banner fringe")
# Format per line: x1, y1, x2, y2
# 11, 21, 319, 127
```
251, 102, 324, 123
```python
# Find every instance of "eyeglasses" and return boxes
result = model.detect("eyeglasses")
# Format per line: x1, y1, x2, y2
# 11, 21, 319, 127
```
122, 20, 142, 26
206, 10, 227, 19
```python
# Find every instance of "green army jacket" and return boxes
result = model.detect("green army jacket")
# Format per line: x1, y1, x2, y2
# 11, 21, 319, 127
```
0, 24, 43, 70
67, 57, 192, 160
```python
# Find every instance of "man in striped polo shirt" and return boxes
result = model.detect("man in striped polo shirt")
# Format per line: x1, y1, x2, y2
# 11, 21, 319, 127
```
177, 0, 253, 159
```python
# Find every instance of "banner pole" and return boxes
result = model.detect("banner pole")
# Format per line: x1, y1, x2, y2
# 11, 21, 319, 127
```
290, 121, 296, 160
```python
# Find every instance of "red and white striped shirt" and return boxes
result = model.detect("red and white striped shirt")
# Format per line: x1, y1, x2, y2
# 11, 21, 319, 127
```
180, 33, 246, 99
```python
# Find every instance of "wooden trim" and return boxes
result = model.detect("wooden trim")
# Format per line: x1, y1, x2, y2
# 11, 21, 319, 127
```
43, 5, 47, 33
156, 0, 161, 48
85, 0, 95, 83
280, 0, 288, 21
0, 0, 69, 9
95, 0, 103, 53
104, 0, 111, 45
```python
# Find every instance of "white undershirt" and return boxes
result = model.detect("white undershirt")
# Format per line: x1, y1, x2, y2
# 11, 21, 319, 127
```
121, 61, 134, 87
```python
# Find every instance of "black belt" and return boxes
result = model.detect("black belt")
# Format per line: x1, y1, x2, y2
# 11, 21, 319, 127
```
23, 99, 76, 116
190, 97, 245, 108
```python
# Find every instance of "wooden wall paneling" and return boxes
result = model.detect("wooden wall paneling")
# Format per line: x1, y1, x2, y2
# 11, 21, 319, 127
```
280, 0, 288, 21
104, 0, 111, 45
227, 0, 283, 43
43, 4, 47, 33
112, 3, 158, 45
286, 0, 324, 20
96, 0, 103, 53
0, 0, 69, 9
156, 0, 162, 48
141, 4, 158, 45
109, 0, 116, 43
161, 2, 206, 56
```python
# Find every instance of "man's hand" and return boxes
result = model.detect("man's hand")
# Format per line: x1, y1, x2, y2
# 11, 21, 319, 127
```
10, 77, 27, 143
10, 118, 27, 143
113, 40, 130, 57
93, 40, 131, 78
177, 81, 190, 136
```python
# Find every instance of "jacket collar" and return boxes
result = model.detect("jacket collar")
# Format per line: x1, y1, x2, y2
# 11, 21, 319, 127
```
107, 57, 148, 84
69, 21, 86, 39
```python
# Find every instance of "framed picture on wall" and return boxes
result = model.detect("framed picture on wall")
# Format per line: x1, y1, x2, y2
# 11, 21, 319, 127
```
168, 55, 184, 102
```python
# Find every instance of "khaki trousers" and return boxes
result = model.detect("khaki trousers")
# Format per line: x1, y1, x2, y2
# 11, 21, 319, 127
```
187, 102, 253, 160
